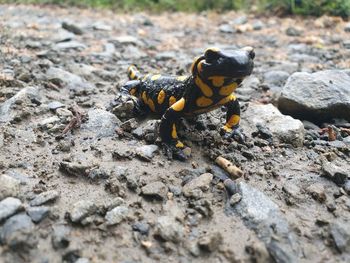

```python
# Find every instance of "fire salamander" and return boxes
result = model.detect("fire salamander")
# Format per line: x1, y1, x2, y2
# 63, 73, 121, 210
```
121, 47, 255, 160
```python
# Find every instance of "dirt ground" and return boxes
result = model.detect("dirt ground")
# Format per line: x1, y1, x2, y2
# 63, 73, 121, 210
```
0, 4, 349, 263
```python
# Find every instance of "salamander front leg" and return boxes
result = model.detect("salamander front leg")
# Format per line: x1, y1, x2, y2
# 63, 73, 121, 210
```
221, 95, 245, 143
159, 98, 187, 161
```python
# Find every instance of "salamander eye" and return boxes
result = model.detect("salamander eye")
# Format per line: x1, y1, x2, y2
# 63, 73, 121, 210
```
204, 48, 220, 63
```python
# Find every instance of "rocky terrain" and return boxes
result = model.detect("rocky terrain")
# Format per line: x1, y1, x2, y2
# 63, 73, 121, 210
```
0, 4, 350, 263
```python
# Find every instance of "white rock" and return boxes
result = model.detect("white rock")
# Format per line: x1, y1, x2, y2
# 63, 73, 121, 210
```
105, 206, 129, 226
0, 174, 21, 200
0, 197, 23, 221
243, 103, 304, 147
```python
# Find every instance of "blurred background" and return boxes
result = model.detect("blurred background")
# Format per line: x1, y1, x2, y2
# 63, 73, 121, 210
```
1, 0, 349, 17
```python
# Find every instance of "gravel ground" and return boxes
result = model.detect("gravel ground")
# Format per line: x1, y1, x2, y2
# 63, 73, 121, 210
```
0, 4, 350, 263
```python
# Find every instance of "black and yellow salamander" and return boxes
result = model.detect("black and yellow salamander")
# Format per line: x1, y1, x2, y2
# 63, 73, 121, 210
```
120, 46, 255, 160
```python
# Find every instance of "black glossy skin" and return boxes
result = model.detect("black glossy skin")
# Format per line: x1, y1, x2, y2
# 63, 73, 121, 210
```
121, 47, 255, 160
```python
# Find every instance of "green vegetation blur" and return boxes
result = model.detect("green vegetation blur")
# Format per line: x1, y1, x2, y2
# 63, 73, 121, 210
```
1, 0, 349, 17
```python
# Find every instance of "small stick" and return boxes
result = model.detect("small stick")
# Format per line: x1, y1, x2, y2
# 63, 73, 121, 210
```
340, 128, 350, 135
61, 105, 86, 135
215, 156, 243, 179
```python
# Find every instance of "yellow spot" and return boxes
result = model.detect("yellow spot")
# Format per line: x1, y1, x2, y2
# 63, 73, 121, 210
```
127, 66, 138, 80
222, 125, 233, 133
169, 96, 177, 106
226, 115, 240, 128
130, 70, 136, 79
205, 47, 220, 53
195, 77, 213, 97
176, 141, 184, 148
130, 88, 136, 96
191, 56, 200, 74
219, 82, 238, 96
197, 61, 203, 73
172, 98, 185, 112
142, 91, 148, 104
176, 76, 187, 81
142, 74, 150, 81
142, 91, 155, 112
208, 76, 225, 87
196, 96, 213, 107
157, 90, 166, 104
148, 99, 156, 112
218, 94, 236, 105
151, 74, 161, 81
171, 124, 177, 139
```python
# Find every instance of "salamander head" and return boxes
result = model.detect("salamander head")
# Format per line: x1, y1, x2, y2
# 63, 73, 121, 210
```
191, 46, 255, 80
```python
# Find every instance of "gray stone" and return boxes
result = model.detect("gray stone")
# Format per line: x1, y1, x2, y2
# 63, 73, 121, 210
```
27, 206, 50, 223
306, 183, 326, 203
120, 118, 138, 132
343, 180, 350, 195
62, 21, 83, 35
229, 193, 242, 206
67, 63, 98, 77
287, 43, 309, 53
52, 225, 71, 249
182, 173, 213, 198
330, 219, 350, 253
105, 206, 129, 226
279, 70, 350, 122
198, 232, 223, 252
141, 181, 168, 200
0, 197, 23, 222
38, 116, 60, 130
52, 30, 75, 43
125, 172, 140, 190
233, 16, 248, 25
69, 200, 96, 223
82, 109, 121, 138
252, 20, 264, 30
268, 61, 299, 74
92, 22, 112, 31
30, 190, 60, 206
112, 35, 141, 46
321, 160, 348, 185
0, 174, 21, 200
345, 23, 350, 32
288, 54, 320, 63
219, 24, 234, 33
102, 197, 125, 212
0, 214, 37, 250
46, 67, 94, 92
231, 182, 300, 263
0, 86, 40, 123
75, 258, 90, 263
243, 103, 305, 147
343, 40, 350, 49
241, 75, 260, 90
132, 221, 150, 235
132, 120, 158, 139
263, 71, 290, 89
155, 51, 177, 61
136, 144, 158, 161
282, 182, 301, 205
155, 216, 184, 243
48, 101, 65, 110
59, 161, 93, 177
54, 41, 87, 50
286, 27, 302, 36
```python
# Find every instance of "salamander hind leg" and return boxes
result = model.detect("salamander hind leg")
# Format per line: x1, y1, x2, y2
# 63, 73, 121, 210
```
112, 79, 148, 119
159, 98, 188, 161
